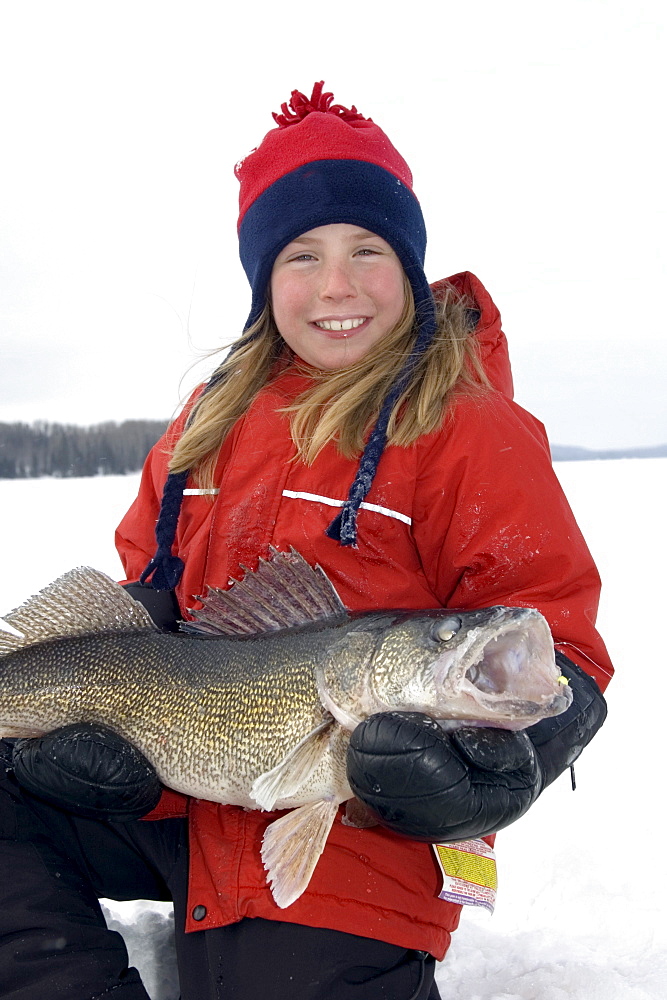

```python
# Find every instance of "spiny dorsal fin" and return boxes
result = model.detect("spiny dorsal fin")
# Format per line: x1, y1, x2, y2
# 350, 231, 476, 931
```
0, 567, 155, 655
183, 547, 347, 636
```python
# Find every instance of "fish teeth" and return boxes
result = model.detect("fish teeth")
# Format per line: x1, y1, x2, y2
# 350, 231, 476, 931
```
314, 318, 366, 331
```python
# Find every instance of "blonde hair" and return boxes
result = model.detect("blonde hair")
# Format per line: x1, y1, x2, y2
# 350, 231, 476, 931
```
170, 280, 489, 490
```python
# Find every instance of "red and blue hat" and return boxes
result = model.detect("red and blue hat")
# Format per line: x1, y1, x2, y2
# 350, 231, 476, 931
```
235, 82, 434, 336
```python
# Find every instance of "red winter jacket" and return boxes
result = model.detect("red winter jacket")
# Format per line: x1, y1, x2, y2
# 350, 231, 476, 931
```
116, 272, 613, 959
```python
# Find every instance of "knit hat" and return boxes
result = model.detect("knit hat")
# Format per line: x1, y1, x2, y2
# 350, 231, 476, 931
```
141, 83, 436, 590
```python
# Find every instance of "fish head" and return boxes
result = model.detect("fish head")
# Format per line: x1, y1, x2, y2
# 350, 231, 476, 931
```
366, 606, 572, 730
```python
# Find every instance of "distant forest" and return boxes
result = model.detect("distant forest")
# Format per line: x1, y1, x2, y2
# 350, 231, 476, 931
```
0, 420, 169, 479
550, 442, 667, 462
1, 419, 664, 480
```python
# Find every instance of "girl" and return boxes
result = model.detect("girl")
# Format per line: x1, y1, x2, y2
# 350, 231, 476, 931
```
2, 83, 611, 1000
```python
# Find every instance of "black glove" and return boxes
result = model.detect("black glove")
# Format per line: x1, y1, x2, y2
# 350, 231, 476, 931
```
12, 723, 162, 821
10, 583, 179, 820
346, 652, 607, 842
122, 581, 181, 632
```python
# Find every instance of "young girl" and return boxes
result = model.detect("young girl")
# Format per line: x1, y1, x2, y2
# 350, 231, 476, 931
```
1, 83, 611, 1000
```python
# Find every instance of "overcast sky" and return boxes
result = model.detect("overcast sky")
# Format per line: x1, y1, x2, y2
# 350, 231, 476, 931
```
1, 0, 664, 449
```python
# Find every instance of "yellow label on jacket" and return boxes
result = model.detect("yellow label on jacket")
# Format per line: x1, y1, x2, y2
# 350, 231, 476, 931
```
433, 839, 497, 913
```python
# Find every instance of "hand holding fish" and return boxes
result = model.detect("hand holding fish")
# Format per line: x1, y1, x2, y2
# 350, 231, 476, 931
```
0, 549, 586, 908
12, 655, 606, 861
346, 652, 607, 844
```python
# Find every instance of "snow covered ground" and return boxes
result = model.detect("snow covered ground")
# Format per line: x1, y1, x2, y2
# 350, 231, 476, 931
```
1, 458, 665, 999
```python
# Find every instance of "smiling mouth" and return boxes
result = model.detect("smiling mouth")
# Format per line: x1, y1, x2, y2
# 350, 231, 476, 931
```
313, 318, 368, 332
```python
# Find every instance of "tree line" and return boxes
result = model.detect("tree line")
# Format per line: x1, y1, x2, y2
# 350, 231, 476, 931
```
0, 420, 169, 479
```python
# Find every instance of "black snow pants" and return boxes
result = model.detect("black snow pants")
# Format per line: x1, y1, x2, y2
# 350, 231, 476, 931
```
0, 743, 441, 1000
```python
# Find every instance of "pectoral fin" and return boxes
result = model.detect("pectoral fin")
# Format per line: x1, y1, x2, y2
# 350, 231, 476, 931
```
261, 798, 340, 908
251, 719, 334, 811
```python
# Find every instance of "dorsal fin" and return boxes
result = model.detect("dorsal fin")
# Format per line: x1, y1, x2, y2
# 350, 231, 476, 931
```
183, 547, 347, 636
0, 567, 155, 656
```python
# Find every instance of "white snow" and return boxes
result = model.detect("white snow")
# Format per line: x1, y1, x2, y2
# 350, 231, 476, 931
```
1, 459, 665, 999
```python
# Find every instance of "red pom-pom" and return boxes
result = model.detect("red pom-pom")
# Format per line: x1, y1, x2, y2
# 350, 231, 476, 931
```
272, 81, 370, 128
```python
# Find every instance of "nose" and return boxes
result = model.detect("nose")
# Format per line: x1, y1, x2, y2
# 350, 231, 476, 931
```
318, 259, 358, 301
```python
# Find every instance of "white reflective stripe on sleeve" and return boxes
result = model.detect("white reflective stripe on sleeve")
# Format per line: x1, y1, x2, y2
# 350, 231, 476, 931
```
183, 488, 220, 495
282, 489, 412, 526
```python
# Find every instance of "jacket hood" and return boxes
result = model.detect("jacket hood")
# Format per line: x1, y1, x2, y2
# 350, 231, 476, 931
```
431, 271, 513, 398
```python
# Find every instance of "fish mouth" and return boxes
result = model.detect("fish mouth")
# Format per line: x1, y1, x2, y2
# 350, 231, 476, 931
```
434, 608, 572, 727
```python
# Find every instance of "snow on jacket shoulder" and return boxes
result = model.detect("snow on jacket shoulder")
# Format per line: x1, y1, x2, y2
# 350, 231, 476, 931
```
116, 272, 613, 958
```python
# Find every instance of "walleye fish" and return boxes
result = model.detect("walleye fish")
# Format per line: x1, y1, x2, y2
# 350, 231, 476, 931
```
0, 548, 571, 907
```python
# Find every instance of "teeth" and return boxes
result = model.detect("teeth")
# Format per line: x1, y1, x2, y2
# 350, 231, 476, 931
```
315, 318, 366, 331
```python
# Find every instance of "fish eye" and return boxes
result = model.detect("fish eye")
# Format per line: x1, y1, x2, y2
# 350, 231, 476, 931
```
432, 617, 462, 642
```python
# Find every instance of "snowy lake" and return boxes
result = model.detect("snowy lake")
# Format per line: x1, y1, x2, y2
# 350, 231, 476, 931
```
1, 458, 665, 999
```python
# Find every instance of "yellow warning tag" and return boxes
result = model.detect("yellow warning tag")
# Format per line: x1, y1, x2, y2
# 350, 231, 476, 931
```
433, 839, 497, 913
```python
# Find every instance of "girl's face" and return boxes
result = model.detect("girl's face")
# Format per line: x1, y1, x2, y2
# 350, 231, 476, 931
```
270, 223, 406, 370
